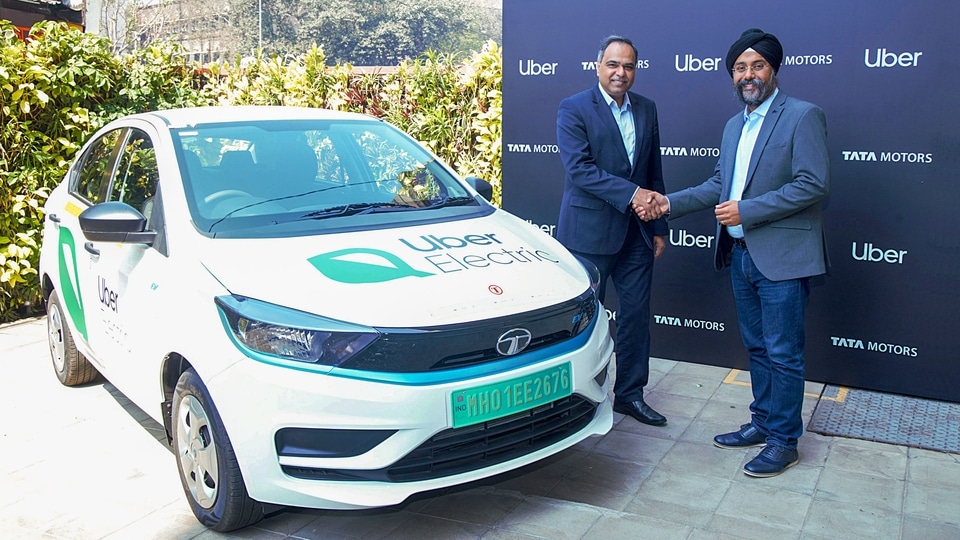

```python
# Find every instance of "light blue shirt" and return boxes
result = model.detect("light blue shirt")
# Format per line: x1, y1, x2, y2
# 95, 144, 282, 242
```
598, 83, 636, 167
727, 87, 778, 239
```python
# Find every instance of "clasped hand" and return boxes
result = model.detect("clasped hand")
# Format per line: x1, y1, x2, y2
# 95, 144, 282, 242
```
631, 188, 669, 221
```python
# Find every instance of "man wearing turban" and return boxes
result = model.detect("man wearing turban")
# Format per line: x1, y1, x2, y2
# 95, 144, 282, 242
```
639, 29, 830, 477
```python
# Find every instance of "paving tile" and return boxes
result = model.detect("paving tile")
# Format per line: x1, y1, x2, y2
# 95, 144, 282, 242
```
715, 482, 813, 530
623, 495, 716, 529
903, 482, 960, 526
695, 398, 755, 425
822, 438, 908, 480
496, 497, 603, 539
653, 374, 724, 400
590, 430, 675, 468
802, 498, 902, 539
291, 507, 413, 540
906, 447, 960, 489
813, 468, 905, 513
414, 486, 523, 526
636, 467, 730, 512
562, 452, 655, 495
582, 512, 693, 539
657, 440, 745, 481
703, 513, 801, 540
900, 514, 960, 540
545, 476, 638, 511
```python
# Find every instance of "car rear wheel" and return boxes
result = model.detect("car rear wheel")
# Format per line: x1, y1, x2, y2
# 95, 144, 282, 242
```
47, 289, 98, 386
172, 368, 264, 532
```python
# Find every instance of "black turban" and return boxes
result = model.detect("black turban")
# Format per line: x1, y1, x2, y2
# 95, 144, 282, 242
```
725, 28, 783, 77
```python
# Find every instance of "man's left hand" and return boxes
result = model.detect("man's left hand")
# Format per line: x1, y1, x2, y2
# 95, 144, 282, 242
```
715, 200, 741, 226
654, 235, 666, 259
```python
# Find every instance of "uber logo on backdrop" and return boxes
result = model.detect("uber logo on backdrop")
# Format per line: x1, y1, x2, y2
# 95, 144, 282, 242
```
670, 229, 713, 249
519, 59, 557, 76
864, 48, 923, 68
830, 336, 918, 357
783, 54, 833, 66
851, 242, 907, 264
581, 60, 650, 70
841, 150, 933, 163
675, 54, 722, 72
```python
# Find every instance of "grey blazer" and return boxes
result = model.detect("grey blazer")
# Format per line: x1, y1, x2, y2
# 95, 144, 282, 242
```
668, 91, 830, 281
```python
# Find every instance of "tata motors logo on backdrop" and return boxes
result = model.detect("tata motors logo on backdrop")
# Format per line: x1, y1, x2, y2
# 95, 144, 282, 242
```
581, 59, 650, 70
660, 146, 720, 158
864, 48, 923, 68
841, 150, 933, 164
654, 314, 725, 332
831, 336, 918, 357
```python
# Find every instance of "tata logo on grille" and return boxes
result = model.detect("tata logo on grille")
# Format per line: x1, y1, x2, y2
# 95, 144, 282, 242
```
496, 328, 533, 356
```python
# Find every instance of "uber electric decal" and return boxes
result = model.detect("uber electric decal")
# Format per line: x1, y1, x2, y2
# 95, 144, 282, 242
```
309, 233, 561, 284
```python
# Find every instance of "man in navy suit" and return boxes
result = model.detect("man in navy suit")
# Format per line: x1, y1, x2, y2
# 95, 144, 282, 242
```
640, 29, 830, 476
556, 35, 668, 426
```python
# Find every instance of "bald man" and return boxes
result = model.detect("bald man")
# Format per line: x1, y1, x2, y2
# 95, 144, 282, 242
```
640, 29, 830, 477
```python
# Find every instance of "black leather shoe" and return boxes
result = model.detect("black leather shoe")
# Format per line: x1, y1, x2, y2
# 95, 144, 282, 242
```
713, 423, 767, 449
613, 399, 667, 426
743, 445, 799, 478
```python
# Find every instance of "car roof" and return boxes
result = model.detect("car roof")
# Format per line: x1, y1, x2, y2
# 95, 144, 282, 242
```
130, 106, 378, 129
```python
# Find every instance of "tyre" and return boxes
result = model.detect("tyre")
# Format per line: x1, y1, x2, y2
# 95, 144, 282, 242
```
172, 369, 264, 532
47, 289, 99, 386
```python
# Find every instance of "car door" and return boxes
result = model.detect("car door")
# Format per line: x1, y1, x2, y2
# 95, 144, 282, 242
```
49, 127, 125, 366
81, 126, 172, 407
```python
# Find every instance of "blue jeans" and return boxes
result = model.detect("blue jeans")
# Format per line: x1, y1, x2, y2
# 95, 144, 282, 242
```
731, 245, 809, 450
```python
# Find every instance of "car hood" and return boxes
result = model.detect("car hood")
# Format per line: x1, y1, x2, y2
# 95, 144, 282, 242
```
199, 212, 591, 327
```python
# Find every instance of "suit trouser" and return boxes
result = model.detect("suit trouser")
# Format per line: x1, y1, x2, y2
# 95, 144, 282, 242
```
730, 244, 809, 450
570, 218, 654, 402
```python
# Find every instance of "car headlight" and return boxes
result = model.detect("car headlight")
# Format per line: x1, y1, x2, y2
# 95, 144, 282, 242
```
215, 295, 378, 366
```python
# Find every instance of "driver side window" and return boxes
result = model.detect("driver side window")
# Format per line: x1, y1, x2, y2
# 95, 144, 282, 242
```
113, 129, 159, 220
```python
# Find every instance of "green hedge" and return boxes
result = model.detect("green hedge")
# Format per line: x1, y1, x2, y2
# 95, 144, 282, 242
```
0, 22, 502, 322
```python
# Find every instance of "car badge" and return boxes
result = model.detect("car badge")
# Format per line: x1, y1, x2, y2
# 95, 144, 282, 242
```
496, 328, 533, 356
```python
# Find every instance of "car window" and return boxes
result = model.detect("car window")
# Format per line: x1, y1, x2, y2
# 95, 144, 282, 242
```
73, 128, 123, 204
172, 119, 477, 235
113, 129, 160, 218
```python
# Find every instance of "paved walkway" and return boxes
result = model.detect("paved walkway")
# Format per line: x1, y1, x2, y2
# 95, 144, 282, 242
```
2, 317, 958, 539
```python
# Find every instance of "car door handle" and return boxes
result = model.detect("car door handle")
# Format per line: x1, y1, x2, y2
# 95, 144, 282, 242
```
84, 242, 100, 256
48, 213, 61, 223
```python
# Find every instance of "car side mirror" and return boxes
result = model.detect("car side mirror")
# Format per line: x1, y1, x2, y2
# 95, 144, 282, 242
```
79, 201, 157, 246
465, 176, 493, 202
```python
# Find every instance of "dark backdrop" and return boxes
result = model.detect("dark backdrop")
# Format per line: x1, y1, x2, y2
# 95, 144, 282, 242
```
502, 0, 960, 402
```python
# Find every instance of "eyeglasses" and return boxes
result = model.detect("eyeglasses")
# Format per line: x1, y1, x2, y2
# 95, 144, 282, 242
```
732, 61, 769, 75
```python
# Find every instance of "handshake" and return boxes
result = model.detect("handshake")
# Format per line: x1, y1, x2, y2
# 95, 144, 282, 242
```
631, 188, 670, 221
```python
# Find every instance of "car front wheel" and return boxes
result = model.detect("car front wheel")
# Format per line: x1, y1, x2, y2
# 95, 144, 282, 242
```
47, 289, 98, 386
172, 368, 264, 531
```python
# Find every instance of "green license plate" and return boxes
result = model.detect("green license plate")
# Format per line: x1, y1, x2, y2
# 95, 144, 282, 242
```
451, 362, 572, 428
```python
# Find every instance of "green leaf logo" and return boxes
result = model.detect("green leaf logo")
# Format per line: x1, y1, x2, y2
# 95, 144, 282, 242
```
308, 248, 433, 284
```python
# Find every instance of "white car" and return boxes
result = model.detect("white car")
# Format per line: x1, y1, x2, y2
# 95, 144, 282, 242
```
39, 106, 614, 531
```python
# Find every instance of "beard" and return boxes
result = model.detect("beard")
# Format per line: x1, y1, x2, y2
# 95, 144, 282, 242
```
735, 77, 771, 106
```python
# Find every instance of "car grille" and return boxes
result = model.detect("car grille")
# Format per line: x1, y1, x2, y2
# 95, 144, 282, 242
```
338, 289, 598, 373
281, 395, 597, 483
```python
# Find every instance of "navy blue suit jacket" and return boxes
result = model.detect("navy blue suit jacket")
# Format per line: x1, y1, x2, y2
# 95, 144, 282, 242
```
556, 86, 668, 255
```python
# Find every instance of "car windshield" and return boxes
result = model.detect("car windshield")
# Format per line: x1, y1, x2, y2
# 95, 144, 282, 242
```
172, 118, 476, 234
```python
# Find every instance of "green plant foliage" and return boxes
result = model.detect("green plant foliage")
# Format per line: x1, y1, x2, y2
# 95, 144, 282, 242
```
1, 26, 502, 322
0, 21, 210, 321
